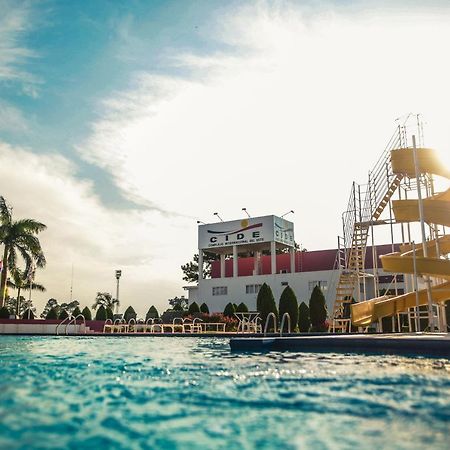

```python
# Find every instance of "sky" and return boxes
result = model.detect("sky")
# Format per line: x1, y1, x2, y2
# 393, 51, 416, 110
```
1, 0, 450, 315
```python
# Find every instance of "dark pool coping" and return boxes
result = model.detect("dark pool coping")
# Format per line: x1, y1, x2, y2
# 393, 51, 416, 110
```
229, 333, 450, 357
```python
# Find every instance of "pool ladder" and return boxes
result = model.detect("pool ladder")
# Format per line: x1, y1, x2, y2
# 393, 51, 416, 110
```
56, 314, 87, 335
263, 312, 291, 336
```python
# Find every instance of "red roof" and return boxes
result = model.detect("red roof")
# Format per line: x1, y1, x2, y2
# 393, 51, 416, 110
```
210, 244, 399, 278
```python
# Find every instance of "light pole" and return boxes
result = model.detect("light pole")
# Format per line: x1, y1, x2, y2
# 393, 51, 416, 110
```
242, 208, 251, 218
213, 212, 224, 222
281, 210, 294, 218
115, 269, 122, 315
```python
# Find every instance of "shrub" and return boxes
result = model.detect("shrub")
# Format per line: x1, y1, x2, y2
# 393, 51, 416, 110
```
298, 301, 311, 332
21, 309, 35, 319
309, 286, 328, 331
95, 305, 107, 321
124, 306, 137, 322
106, 307, 114, 321
257, 283, 278, 330
232, 303, 238, 311
46, 307, 58, 320
59, 309, 69, 320
279, 286, 298, 332
81, 306, 92, 320
72, 306, 82, 317
200, 303, 209, 314
146, 305, 159, 320
188, 301, 200, 314
0, 306, 10, 319
223, 302, 235, 318
236, 302, 249, 313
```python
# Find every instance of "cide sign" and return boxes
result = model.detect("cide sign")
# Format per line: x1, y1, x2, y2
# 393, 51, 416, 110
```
198, 215, 294, 250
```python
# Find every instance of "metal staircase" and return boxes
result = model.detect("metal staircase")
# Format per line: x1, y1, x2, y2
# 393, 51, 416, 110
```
332, 121, 411, 319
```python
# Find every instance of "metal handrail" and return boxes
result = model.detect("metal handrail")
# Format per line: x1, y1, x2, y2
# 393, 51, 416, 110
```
103, 318, 113, 333
64, 314, 86, 335
263, 312, 277, 336
56, 315, 73, 335
128, 318, 136, 332
279, 313, 291, 336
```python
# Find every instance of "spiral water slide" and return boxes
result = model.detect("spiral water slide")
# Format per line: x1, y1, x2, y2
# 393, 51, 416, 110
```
352, 148, 450, 327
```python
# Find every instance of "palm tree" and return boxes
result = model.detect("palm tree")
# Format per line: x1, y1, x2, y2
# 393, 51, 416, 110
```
92, 292, 118, 310
0, 196, 46, 307
7, 268, 45, 315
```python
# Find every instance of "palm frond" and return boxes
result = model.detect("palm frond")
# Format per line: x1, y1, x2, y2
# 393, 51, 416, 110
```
0, 197, 12, 224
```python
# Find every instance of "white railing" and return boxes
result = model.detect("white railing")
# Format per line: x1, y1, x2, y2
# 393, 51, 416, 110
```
56, 316, 72, 335
263, 312, 277, 336
279, 313, 291, 336
64, 314, 86, 335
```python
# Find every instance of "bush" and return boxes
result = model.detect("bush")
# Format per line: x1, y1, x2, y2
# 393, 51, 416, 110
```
200, 303, 209, 314
232, 303, 238, 311
309, 286, 328, 331
95, 305, 107, 321
236, 302, 249, 313
81, 306, 92, 320
46, 307, 58, 320
188, 301, 200, 314
124, 306, 137, 322
21, 309, 35, 319
223, 302, 236, 318
0, 306, 10, 319
298, 301, 311, 332
59, 309, 69, 320
72, 306, 82, 317
279, 286, 298, 332
146, 305, 159, 320
257, 283, 278, 330
106, 307, 114, 321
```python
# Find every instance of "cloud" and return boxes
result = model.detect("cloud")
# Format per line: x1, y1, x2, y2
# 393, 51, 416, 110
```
78, 1, 450, 250
0, 142, 192, 315
0, 100, 28, 132
0, 0, 41, 96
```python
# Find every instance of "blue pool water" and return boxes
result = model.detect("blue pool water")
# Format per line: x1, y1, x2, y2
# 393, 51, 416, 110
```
1, 337, 450, 450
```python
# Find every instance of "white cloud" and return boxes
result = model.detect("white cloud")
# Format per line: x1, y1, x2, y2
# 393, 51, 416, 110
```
0, 100, 28, 132
79, 2, 450, 250
0, 142, 192, 315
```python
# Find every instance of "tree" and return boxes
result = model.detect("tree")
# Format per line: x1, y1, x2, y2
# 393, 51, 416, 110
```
168, 296, 188, 311
92, 292, 118, 311
223, 302, 235, 318
59, 309, 69, 320
298, 301, 311, 332
256, 283, 278, 328
60, 300, 80, 316
188, 301, 200, 314
21, 308, 35, 319
279, 286, 298, 332
124, 306, 137, 322
5, 295, 36, 318
95, 305, 107, 321
0, 196, 46, 307
146, 305, 159, 320
72, 306, 82, 317
6, 268, 45, 315
41, 298, 60, 319
236, 302, 249, 313
181, 253, 219, 283
200, 303, 209, 314
46, 307, 58, 320
81, 306, 92, 320
309, 285, 328, 331
0, 306, 10, 318
106, 307, 114, 320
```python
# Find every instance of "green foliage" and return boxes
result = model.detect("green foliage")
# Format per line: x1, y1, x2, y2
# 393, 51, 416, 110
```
223, 302, 236, 318
236, 302, 249, 313
72, 306, 82, 317
232, 303, 238, 311
168, 296, 188, 311
309, 285, 328, 331
106, 307, 114, 320
124, 306, 137, 322
46, 307, 58, 320
21, 309, 35, 319
257, 283, 278, 328
279, 286, 298, 332
298, 301, 311, 332
41, 298, 60, 319
181, 253, 218, 283
81, 306, 92, 320
0, 306, 10, 318
146, 305, 159, 320
188, 301, 200, 314
200, 303, 209, 314
59, 309, 69, 320
95, 305, 107, 321
92, 292, 117, 310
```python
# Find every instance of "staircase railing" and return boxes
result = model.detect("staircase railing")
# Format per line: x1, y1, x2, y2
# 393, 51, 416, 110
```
64, 314, 86, 335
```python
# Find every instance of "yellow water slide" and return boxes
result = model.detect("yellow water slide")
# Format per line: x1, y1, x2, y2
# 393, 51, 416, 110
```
352, 147, 450, 327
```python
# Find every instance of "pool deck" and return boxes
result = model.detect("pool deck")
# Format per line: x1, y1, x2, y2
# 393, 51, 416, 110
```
229, 333, 450, 357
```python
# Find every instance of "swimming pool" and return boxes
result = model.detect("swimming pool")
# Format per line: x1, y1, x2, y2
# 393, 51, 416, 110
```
1, 336, 449, 449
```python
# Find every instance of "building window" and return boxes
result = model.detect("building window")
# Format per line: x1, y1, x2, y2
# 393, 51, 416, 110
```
308, 281, 328, 292
212, 286, 228, 296
281, 281, 288, 286
245, 284, 262, 294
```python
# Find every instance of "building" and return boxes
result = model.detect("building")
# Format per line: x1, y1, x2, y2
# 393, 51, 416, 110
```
183, 215, 404, 313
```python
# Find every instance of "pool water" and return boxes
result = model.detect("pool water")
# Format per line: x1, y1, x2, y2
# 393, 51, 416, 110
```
1, 337, 449, 450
